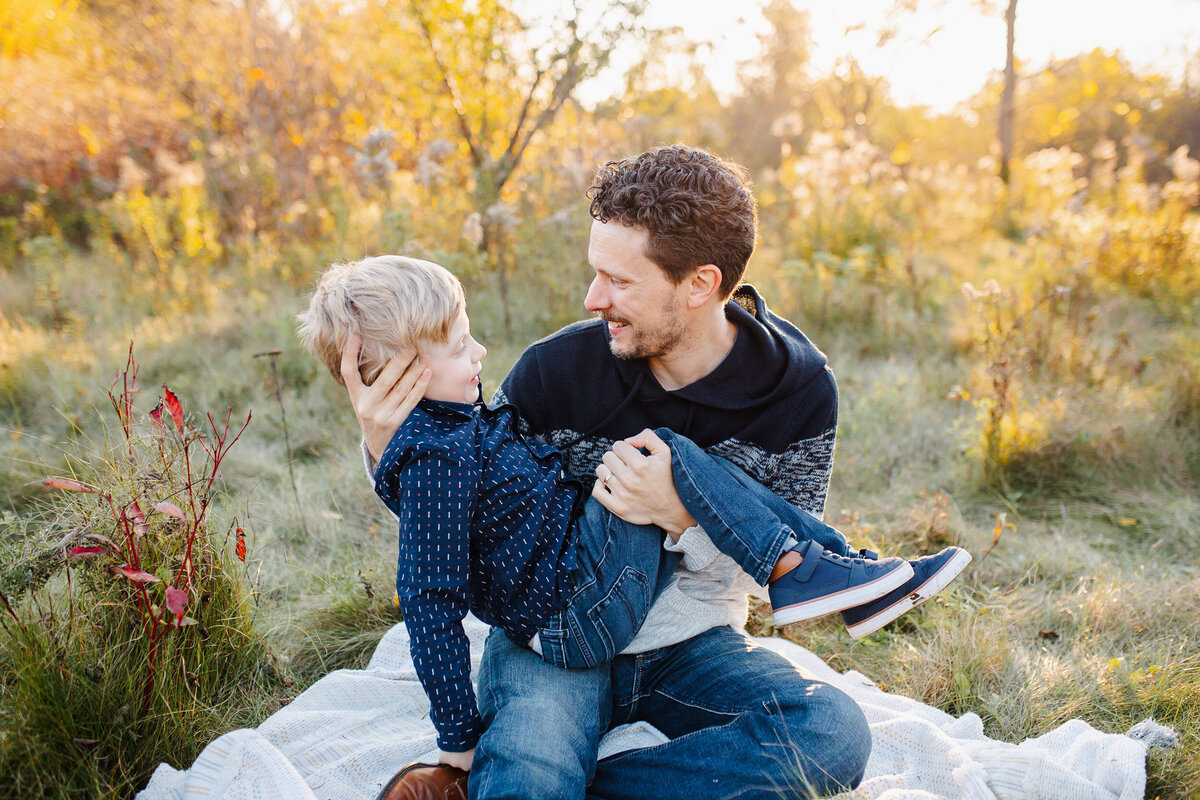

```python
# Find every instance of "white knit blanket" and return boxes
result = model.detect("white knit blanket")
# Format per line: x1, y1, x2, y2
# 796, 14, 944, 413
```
137, 616, 1169, 800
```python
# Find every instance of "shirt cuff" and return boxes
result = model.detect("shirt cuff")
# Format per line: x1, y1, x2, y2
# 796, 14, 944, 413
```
361, 438, 378, 479
435, 717, 483, 753
663, 524, 721, 571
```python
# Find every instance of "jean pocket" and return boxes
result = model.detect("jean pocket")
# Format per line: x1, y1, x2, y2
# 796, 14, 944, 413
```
535, 624, 569, 669
581, 565, 651, 666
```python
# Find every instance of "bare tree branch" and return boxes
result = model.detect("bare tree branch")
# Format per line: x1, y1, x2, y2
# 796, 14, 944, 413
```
412, 0, 483, 168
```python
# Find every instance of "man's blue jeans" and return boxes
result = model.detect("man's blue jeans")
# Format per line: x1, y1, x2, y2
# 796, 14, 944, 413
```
537, 428, 853, 671
473, 627, 871, 800
472, 431, 870, 799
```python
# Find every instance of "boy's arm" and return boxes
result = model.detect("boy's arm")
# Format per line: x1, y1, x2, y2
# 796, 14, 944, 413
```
376, 446, 483, 753
400, 585, 480, 753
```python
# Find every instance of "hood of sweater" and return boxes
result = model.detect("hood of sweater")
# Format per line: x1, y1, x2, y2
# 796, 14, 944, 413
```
608, 284, 828, 413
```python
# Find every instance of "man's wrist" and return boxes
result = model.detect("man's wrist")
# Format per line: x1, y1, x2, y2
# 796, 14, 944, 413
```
660, 506, 698, 540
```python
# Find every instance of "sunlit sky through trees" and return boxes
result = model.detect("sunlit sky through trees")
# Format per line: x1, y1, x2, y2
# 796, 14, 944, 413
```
561, 0, 1200, 112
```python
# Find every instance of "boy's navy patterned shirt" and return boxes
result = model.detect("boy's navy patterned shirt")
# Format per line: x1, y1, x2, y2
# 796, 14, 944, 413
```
373, 397, 582, 752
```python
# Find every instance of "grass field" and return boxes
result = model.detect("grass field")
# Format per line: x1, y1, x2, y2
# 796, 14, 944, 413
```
2, 150, 1198, 798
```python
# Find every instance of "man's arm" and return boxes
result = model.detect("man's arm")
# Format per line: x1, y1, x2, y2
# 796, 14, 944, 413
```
747, 367, 838, 516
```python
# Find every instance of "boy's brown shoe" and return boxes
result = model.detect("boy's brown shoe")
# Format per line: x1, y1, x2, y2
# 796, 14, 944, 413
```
375, 761, 469, 800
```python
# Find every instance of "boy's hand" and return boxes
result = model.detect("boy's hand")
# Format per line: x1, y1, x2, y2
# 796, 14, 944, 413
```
437, 747, 474, 772
340, 334, 431, 462
592, 429, 696, 539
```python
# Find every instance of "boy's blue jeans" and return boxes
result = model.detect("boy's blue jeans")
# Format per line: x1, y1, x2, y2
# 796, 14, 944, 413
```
535, 428, 852, 671
473, 429, 869, 799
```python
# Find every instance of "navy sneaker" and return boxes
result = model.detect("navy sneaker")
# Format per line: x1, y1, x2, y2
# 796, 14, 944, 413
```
840, 546, 972, 638
769, 540, 915, 626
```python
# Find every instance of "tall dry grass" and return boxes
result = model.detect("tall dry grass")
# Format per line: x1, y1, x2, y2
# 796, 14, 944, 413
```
1, 130, 1197, 796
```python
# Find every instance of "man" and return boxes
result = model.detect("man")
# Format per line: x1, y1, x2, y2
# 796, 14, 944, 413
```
353, 145, 873, 799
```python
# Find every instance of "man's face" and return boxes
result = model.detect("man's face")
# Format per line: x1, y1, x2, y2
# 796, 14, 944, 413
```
585, 220, 687, 361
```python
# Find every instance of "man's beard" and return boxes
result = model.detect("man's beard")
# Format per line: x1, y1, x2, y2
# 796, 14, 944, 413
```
604, 297, 685, 361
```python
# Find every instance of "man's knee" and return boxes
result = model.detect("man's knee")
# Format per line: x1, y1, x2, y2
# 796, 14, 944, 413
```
474, 633, 610, 800
472, 697, 599, 800
762, 683, 871, 797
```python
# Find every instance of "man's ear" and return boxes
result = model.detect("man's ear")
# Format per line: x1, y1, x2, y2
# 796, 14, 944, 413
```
685, 265, 723, 309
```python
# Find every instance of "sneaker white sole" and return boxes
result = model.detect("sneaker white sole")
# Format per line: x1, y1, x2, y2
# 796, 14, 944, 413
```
844, 548, 973, 639
772, 561, 915, 626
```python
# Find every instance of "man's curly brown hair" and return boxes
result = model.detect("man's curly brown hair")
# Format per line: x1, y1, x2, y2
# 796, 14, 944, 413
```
587, 145, 757, 299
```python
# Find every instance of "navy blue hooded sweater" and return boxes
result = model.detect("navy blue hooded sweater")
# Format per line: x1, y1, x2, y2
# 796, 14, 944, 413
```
493, 285, 838, 516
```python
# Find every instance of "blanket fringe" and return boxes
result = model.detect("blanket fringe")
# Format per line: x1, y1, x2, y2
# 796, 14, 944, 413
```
1125, 718, 1178, 752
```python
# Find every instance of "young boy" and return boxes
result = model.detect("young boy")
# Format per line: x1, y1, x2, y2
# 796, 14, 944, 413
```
297, 255, 970, 770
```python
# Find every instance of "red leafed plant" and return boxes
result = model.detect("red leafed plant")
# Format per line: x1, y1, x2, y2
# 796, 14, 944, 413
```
9, 345, 254, 713
0, 345, 283, 797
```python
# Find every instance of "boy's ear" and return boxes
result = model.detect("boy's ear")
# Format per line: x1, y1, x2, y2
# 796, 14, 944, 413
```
685, 265, 723, 309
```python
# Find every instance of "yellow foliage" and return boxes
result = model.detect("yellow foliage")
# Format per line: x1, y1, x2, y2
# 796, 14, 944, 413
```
0, 0, 79, 59
77, 123, 101, 156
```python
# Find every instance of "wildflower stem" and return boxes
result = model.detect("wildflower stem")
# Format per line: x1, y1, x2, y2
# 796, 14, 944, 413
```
0, 590, 25, 632
255, 349, 307, 537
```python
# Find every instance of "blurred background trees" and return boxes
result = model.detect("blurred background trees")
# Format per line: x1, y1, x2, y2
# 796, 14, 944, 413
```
4, 0, 1196, 510
2, 0, 1196, 273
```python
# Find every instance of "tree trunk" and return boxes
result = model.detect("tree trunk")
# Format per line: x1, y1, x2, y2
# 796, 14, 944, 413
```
998, 0, 1017, 185
474, 171, 513, 338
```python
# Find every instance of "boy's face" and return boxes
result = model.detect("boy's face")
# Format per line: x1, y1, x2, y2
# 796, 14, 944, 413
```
423, 308, 486, 404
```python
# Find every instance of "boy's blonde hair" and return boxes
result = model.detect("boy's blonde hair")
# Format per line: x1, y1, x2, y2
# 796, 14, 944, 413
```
298, 255, 465, 386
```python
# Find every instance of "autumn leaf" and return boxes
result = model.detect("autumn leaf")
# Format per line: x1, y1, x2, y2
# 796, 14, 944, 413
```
154, 501, 186, 521
165, 586, 188, 617
56, 530, 117, 550
110, 565, 162, 583
42, 477, 101, 494
235, 527, 246, 562
68, 546, 111, 557
162, 385, 184, 434
125, 501, 149, 535
149, 403, 164, 428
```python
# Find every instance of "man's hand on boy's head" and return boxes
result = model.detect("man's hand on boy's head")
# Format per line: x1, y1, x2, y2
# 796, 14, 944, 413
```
340, 334, 431, 462
592, 429, 696, 538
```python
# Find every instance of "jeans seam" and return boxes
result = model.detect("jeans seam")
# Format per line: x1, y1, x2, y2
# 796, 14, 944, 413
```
538, 622, 566, 669
566, 603, 599, 668
652, 686, 751, 717
585, 566, 650, 665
